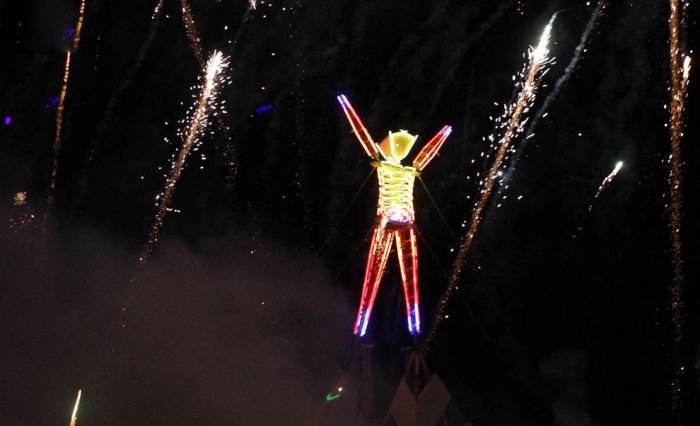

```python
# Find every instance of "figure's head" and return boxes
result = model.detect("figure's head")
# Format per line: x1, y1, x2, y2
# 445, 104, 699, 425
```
378, 130, 418, 163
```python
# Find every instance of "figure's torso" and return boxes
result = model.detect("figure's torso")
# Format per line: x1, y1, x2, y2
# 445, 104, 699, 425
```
374, 161, 417, 225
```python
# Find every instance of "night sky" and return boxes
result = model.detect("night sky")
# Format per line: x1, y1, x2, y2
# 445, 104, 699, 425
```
0, 0, 698, 424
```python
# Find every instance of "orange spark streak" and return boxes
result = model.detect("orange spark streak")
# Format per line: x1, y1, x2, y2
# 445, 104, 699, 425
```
43, 0, 86, 228
666, 0, 690, 418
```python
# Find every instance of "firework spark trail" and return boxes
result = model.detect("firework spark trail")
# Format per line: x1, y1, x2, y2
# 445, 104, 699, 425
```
501, 1, 607, 193
181, 0, 205, 67
667, 0, 690, 419
69, 389, 81, 426
180, 0, 256, 63
590, 160, 623, 209
72, 1, 164, 215
152, 0, 164, 19
43, 0, 86, 229
177, 0, 256, 190
424, 18, 555, 347
72, 0, 86, 48
140, 51, 230, 263
573, 161, 623, 237
215, 2, 259, 189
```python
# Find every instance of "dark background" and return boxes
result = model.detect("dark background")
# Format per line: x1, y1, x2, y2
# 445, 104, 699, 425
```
0, 0, 698, 424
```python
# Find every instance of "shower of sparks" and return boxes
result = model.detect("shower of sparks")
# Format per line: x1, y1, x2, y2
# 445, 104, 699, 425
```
666, 0, 690, 418
141, 51, 230, 263
249, 0, 257, 9
10, 192, 36, 233
181, 0, 205, 66
43, 0, 86, 229
177, 0, 244, 192
425, 18, 555, 347
10, 210, 37, 233
503, 1, 607, 191
69, 389, 81, 426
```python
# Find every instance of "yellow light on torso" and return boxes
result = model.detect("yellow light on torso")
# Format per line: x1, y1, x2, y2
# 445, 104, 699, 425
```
374, 161, 417, 224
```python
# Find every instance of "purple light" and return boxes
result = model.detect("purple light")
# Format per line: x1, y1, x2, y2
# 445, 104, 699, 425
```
255, 104, 273, 115
3, 116, 11, 126
45, 96, 59, 109
62, 28, 76, 41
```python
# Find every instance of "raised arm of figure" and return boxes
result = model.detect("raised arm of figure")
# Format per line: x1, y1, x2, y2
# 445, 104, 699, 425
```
337, 94, 380, 159
412, 125, 452, 171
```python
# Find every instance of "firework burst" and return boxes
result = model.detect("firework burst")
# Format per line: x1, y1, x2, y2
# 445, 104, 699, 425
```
141, 50, 230, 263
425, 18, 556, 346
14, 192, 27, 206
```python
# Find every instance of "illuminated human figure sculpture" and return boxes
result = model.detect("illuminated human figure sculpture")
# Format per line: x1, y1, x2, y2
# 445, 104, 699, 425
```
337, 94, 452, 337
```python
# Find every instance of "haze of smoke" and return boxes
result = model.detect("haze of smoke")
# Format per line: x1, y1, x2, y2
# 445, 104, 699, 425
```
0, 206, 353, 425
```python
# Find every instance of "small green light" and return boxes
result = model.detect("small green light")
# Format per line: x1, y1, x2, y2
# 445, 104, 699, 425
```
325, 393, 341, 401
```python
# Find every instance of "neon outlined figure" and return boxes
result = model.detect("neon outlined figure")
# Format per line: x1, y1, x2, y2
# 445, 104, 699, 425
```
337, 94, 452, 337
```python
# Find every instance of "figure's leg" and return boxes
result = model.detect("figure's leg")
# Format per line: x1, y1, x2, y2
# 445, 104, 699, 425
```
395, 226, 420, 335
354, 225, 394, 337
